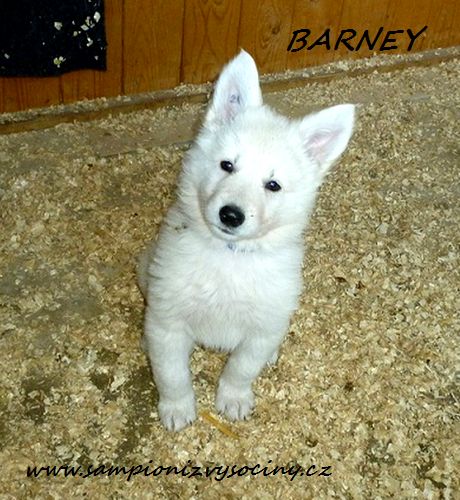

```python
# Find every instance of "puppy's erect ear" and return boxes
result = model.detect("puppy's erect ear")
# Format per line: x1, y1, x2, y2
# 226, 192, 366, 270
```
205, 50, 263, 126
299, 104, 355, 176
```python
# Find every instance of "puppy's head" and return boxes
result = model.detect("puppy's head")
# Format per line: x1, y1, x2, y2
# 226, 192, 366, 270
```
182, 50, 355, 248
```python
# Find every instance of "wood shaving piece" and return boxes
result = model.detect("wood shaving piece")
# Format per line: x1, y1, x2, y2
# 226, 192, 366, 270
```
199, 411, 240, 439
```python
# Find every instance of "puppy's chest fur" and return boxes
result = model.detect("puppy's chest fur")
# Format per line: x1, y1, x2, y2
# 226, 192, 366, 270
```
148, 213, 303, 350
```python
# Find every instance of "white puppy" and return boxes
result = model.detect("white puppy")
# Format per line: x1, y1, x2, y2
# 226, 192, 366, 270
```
138, 50, 355, 431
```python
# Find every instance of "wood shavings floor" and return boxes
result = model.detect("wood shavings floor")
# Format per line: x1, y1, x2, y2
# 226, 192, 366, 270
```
1, 58, 459, 498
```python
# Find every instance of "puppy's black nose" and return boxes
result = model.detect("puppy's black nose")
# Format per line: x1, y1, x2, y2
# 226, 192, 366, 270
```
219, 204, 245, 228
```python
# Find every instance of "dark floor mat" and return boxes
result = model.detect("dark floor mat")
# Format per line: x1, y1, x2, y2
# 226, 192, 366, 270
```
0, 0, 106, 76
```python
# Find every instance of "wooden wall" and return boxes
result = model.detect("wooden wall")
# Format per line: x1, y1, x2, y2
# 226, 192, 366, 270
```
1, 0, 459, 113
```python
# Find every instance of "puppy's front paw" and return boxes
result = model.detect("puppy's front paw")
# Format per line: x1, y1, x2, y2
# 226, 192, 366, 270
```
158, 393, 196, 431
216, 381, 254, 421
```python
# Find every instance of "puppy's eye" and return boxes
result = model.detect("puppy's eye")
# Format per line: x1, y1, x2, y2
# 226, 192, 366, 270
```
265, 180, 282, 192
220, 160, 234, 173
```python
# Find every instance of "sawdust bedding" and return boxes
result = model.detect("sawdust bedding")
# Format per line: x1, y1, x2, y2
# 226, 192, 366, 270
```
0, 56, 458, 498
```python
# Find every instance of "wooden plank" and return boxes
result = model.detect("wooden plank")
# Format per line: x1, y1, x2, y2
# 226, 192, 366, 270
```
239, 0, 297, 74
330, 0, 392, 62
1, 46, 457, 135
286, 0, 456, 70
97, 0, 123, 96
181, 0, 242, 84
422, 0, 460, 48
383, 0, 431, 54
60, 0, 124, 103
1, 76, 62, 113
1, 0, 460, 113
288, 0, 349, 69
60, 70, 98, 104
123, 0, 184, 94
362, 0, 460, 54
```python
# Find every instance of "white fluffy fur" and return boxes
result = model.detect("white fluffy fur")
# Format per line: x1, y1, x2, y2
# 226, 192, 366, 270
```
138, 50, 355, 431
